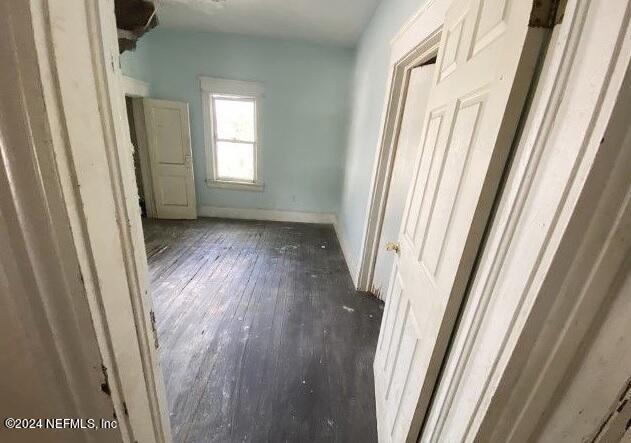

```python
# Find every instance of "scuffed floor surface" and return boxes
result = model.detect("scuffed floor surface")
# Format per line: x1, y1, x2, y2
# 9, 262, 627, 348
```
142, 218, 383, 443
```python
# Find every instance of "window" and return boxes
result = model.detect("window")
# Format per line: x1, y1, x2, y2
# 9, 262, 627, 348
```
200, 77, 264, 191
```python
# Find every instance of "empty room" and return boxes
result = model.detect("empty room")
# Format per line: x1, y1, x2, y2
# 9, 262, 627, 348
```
118, 1, 381, 441
2, 0, 631, 442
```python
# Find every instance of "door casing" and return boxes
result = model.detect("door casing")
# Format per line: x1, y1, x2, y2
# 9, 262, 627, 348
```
371, 64, 436, 297
120, 76, 158, 218
355, 9, 446, 292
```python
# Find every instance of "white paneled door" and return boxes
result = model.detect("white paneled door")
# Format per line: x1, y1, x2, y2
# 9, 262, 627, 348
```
373, 64, 435, 296
143, 98, 197, 219
374, 0, 542, 441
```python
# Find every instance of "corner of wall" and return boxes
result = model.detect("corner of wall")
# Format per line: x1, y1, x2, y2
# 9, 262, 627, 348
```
333, 215, 360, 288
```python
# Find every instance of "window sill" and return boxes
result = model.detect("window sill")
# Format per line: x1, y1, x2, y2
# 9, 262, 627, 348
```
206, 179, 264, 192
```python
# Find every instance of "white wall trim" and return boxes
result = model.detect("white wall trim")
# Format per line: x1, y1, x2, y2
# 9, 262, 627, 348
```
199, 76, 265, 96
200, 76, 264, 189
121, 75, 150, 97
206, 178, 265, 192
198, 205, 335, 225
390, 0, 442, 54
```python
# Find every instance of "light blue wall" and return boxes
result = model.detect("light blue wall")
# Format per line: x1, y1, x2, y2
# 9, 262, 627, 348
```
121, 29, 354, 214
338, 0, 426, 271
120, 37, 153, 84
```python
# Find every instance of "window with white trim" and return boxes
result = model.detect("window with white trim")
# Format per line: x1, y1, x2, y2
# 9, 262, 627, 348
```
200, 77, 264, 191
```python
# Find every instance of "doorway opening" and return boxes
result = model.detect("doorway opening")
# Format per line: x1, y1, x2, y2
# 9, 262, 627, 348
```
117, 29, 384, 443
355, 30, 442, 296
371, 56, 437, 297
125, 96, 148, 217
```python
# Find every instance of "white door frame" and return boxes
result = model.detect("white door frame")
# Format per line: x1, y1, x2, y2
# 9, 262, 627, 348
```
355, 0, 449, 293
356, 0, 556, 294
18, 0, 172, 441
131, 99, 158, 218
120, 76, 159, 218
356, 1, 560, 296
1, 2, 119, 441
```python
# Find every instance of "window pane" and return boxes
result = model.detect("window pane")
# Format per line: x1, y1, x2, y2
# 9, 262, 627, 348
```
214, 97, 255, 141
216, 141, 254, 181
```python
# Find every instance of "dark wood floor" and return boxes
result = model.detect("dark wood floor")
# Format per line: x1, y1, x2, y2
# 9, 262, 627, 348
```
143, 218, 383, 443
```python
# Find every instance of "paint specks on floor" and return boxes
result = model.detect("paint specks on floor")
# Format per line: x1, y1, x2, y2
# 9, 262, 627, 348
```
142, 218, 383, 443
278, 244, 299, 253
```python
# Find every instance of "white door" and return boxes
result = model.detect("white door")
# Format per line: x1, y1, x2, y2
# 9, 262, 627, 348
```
374, 0, 542, 441
373, 64, 435, 297
143, 98, 197, 219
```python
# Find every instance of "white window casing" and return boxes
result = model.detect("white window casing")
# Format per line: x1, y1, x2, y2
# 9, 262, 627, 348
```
200, 76, 264, 191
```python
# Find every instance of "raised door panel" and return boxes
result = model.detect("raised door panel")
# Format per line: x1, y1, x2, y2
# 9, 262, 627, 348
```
469, 0, 512, 56
158, 175, 190, 207
152, 107, 186, 165
419, 91, 488, 279
438, 17, 465, 81
376, 266, 427, 443
403, 109, 447, 247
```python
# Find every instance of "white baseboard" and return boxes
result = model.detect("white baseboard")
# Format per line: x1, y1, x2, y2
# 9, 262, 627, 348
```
198, 205, 336, 225
333, 219, 360, 289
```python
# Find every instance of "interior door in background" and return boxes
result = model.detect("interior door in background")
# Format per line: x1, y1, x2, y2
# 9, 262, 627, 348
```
143, 98, 197, 219
372, 63, 435, 297
373, 0, 544, 440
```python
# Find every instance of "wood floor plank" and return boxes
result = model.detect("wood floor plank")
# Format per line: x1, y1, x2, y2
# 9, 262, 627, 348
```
143, 218, 383, 443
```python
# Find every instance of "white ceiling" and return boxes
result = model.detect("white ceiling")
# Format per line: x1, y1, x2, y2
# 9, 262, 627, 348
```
155, 0, 381, 47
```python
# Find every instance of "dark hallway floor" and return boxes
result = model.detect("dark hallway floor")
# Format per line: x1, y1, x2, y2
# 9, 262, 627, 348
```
142, 218, 383, 443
